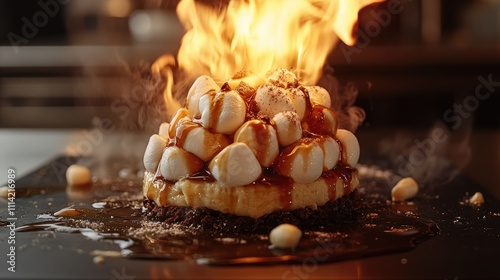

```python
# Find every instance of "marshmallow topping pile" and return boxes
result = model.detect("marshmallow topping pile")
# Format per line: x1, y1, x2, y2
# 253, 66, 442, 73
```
143, 68, 360, 188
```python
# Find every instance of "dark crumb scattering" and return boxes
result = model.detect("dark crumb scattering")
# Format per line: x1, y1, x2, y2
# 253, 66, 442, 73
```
143, 191, 360, 234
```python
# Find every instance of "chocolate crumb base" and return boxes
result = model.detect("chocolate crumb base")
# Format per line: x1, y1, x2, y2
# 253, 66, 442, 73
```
143, 191, 360, 234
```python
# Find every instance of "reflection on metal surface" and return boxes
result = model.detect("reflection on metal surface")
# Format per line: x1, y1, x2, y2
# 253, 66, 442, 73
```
9, 175, 439, 266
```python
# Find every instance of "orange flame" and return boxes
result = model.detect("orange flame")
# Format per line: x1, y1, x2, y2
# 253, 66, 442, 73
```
175, 0, 383, 84
154, 0, 383, 120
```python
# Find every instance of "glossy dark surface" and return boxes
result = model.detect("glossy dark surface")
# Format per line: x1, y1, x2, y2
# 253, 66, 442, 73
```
0, 156, 499, 279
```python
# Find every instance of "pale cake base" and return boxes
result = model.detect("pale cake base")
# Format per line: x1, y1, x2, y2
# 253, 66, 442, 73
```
143, 171, 359, 219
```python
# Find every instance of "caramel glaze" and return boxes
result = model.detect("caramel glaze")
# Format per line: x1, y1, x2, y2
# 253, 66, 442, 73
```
153, 81, 356, 210
244, 120, 272, 165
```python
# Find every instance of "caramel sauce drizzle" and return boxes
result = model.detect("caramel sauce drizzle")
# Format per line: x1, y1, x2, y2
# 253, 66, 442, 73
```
153, 80, 356, 209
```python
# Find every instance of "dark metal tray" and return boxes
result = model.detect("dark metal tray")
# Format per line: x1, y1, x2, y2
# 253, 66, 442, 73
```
1, 156, 499, 279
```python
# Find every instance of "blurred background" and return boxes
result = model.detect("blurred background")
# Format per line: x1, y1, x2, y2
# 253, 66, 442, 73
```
0, 0, 499, 197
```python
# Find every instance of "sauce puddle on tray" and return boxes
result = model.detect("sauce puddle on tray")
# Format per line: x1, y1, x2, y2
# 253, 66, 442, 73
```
11, 179, 440, 266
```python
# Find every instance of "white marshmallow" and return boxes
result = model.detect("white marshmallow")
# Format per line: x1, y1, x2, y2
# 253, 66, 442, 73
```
272, 111, 302, 146
66, 165, 91, 186
255, 85, 295, 118
209, 143, 262, 187
266, 68, 298, 88
336, 129, 360, 167
391, 177, 419, 202
234, 120, 279, 167
306, 86, 331, 107
143, 134, 168, 173
158, 122, 170, 138
287, 88, 307, 120
275, 140, 324, 184
176, 122, 230, 162
199, 90, 246, 134
186, 75, 220, 117
168, 108, 190, 139
318, 137, 340, 171
159, 146, 203, 181
269, 224, 302, 249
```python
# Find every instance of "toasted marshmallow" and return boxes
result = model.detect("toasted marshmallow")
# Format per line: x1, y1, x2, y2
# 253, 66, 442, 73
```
255, 85, 295, 118
287, 88, 307, 120
272, 111, 302, 146
159, 147, 203, 181
275, 139, 324, 184
336, 129, 360, 167
143, 134, 168, 173
209, 143, 262, 187
392, 177, 419, 202
306, 86, 331, 107
66, 165, 91, 186
158, 122, 170, 138
318, 137, 340, 171
186, 75, 220, 117
303, 105, 338, 136
176, 122, 230, 162
168, 108, 190, 139
266, 68, 298, 88
234, 120, 279, 167
199, 90, 246, 134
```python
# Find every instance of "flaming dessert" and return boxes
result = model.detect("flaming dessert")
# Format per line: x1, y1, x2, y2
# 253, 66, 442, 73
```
140, 0, 382, 232
142, 68, 360, 232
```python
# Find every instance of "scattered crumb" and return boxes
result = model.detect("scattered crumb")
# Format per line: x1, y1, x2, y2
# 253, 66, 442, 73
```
215, 237, 248, 245
91, 250, 122, 258
54, 207, 81, 217
401, 258, 408, 264
128, 220, 199, 238
468, 192, 485, 206
366, 213, 379, 218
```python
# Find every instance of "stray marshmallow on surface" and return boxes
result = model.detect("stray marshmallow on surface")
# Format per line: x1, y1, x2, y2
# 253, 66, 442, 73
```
468, 192, 485, 206
0, 186, 9, 199
392, 177, 419, 202
269, 224, 302, 249
66, 165, 91, 186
